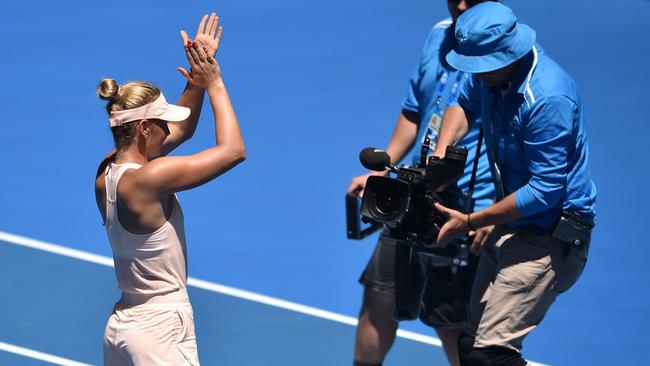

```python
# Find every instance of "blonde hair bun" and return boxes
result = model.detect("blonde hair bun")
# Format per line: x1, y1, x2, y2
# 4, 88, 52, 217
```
97, 78, 120, 101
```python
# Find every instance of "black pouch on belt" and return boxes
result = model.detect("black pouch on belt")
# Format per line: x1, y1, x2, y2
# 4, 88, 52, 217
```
551, 211, 594, 293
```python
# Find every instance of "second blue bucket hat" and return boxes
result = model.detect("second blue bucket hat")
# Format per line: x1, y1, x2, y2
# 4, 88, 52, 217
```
446, 2, 536, 73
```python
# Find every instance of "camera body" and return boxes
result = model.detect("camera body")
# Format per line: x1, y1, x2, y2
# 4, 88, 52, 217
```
359, 146, 470, 247
347, 145, 474, 321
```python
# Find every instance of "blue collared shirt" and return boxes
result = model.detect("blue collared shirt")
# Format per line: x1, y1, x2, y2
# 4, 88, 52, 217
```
401, 19, 494, 211
454, 45, 596, 229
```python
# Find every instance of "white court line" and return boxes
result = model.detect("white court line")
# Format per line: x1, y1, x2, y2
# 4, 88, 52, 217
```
0, 230, 548, 366
0, 341, 91, 366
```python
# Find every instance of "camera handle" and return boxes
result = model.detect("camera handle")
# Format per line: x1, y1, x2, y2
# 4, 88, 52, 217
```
346, 192, 383, 239
419, 125, 483, 209
420, 136, 431, 167
415, 237, 469, 276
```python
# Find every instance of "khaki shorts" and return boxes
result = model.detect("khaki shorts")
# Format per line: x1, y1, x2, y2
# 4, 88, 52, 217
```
466, 225, 589, 351
103, 289, 200, 366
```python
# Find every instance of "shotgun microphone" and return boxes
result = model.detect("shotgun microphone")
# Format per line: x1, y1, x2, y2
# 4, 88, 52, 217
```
359, 147, 398, 173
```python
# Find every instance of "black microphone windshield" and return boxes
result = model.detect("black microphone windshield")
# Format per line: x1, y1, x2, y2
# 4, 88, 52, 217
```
360, 147, 391, 171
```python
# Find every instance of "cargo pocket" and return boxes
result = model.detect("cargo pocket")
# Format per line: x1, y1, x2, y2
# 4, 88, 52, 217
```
552, 241, 590, 294
175, 306, 200, 365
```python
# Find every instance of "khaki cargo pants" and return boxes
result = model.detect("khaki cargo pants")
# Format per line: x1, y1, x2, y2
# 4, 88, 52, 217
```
466, 225, 588, 351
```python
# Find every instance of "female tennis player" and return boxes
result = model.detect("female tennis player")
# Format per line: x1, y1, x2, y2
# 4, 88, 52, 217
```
94, 14, 244, 365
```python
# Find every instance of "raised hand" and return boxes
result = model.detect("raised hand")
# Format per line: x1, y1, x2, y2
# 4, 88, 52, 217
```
177, 42, 222, 91
180, 13, 223, 58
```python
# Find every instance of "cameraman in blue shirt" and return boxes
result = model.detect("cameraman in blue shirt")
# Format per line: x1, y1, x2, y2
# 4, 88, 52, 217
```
347, 1, 497, 365
432, 3, 596, 365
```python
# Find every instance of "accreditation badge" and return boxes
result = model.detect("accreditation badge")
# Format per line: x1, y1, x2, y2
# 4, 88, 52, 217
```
430, 113, 441, 132
422, 113, 442, 151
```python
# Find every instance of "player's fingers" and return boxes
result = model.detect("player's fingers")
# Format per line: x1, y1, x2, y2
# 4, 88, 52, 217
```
208, 13, 218, 38
180, 30, 189, 46
196, 14, 208, 35
187, 43, 201, 67
177, 67, 192, 81
192, 42, 207, 62
215, 27, 223, 53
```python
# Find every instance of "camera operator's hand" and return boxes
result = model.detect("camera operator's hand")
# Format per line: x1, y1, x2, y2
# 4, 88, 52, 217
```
347, 171, 387, 198
469, 225, 494, 254
431, 203, 470, 248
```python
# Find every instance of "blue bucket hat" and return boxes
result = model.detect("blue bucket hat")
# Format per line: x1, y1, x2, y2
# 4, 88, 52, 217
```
446, 2, 536, 73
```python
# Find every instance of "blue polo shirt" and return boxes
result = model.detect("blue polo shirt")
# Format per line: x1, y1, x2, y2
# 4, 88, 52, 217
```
454, 45, 597, 229
401, 19, 494, 211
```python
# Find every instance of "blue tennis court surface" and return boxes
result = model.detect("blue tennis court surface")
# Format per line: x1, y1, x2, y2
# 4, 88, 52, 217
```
1, 0, 649, 364
0, 234, 448, 365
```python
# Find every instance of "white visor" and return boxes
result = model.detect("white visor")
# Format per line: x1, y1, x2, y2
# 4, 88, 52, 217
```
109, 93, 191, 127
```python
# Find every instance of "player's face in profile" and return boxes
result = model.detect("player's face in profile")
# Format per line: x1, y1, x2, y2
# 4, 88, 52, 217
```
145, 119, 170, 158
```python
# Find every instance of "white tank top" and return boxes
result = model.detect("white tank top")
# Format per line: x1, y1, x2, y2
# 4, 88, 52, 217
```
104, 163, 188, 298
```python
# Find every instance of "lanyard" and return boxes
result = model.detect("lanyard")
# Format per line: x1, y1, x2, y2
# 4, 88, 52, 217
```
419, 71, 466, 166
